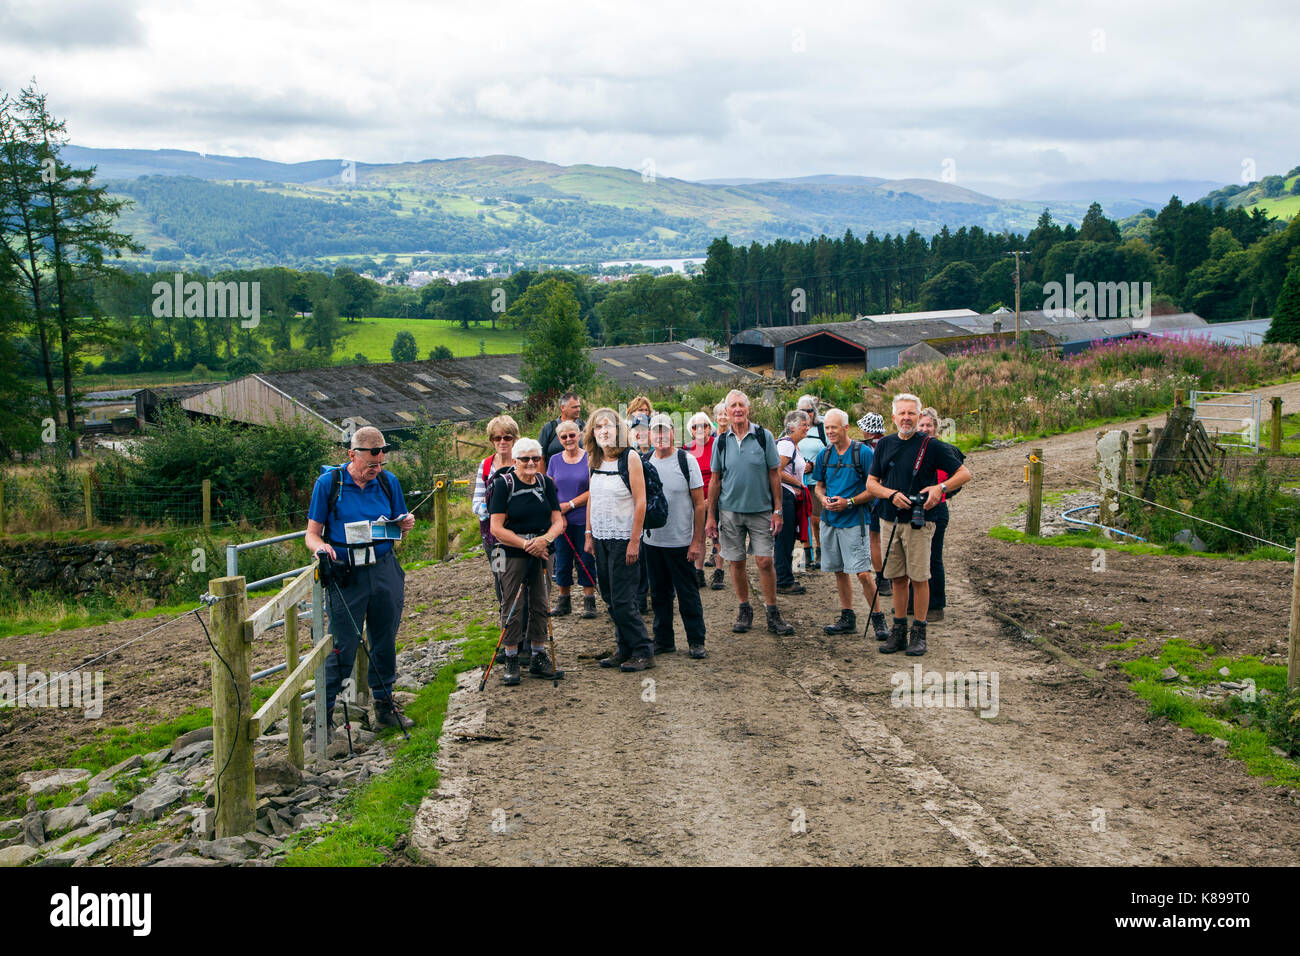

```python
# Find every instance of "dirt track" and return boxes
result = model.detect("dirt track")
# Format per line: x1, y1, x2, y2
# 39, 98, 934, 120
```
5, 382, 1300, 863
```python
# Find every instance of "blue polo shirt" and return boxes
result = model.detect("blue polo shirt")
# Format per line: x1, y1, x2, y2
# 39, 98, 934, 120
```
710, 422, 779, 513
812, 441, 872, 529
307, 464, 409, 557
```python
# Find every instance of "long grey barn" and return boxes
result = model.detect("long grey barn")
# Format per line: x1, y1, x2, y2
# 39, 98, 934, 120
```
171, 345, 757, 440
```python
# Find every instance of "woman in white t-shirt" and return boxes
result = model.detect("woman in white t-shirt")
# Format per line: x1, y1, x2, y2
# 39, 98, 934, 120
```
583, 407, 655, 672
775, 409, 810, 595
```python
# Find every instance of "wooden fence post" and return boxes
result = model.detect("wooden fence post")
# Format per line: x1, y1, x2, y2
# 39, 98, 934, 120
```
1290, 538, 1300, 691
202, 479, 211, 532
209, 575, 255, 838
1272, 397, 1283, 454
434, 474, 449, 561
1026, 448, 1043, 537
82, 472, 93, 528
286, 610, 303, 771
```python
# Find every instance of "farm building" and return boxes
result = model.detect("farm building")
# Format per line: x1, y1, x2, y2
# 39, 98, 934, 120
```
1149, 317, 1270, 347
729, 317, 973, 378
164, 344, 757, 440
856, 309, 980, 324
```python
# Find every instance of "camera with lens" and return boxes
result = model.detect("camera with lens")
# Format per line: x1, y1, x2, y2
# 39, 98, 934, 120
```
907, 493, 927, 529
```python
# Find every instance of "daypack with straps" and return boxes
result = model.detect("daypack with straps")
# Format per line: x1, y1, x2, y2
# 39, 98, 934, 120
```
715, 424, 775, 511
615, 448, 681, 531
323, 464, 396, 532
814, 440, 872, 526
630, 449, 692, 537
479, 463, 558, 550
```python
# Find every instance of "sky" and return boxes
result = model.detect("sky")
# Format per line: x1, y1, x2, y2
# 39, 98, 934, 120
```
2, 0, 1297, 196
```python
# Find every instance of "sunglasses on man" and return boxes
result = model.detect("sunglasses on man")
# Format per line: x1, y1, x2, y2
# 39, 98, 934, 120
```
351, 445, 391, 456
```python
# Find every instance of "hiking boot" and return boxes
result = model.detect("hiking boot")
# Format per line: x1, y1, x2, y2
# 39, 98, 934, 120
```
709, 568, 725, 590
803, 547, 817, 573
599, 650, 630, 668
501, 656, 521, 685
655, 643, 677, 655
879, 617, 908, 654
620, 656, 655, 672
733, 602, 754, 633
823, 608, 857, 635
876, 573, 892, 597
374, 697, 414, 731
517, 643, 532, 666
529, 647, 565, 679
766, 605, 794, 636
868, 611, 890, 642
776, 581, 806, 595
688, 643, 708, 659
929, 608, 945, 622
581, 595, 598, 619
695, 568, 706, 588
905, 619, 928, 657
704, 554, 715, 568
549, 594, 572, 617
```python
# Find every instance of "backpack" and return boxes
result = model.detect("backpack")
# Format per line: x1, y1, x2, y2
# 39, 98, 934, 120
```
323, 464, 396, 540
615, 448, 683, 531
715, 425, 775, 510
814, 441, 872, 526
633, 450, 692, 538
481, 466, 557, 550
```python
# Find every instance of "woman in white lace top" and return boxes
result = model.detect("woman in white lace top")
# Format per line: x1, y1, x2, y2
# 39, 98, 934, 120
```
583, 407, 654, 671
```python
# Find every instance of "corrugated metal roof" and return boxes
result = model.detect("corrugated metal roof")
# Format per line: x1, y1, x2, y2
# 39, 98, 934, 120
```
733, 318, 971, 348
237, 345, 756, 433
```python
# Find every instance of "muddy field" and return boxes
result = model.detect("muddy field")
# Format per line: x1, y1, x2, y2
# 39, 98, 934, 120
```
5, 382, 1300, 863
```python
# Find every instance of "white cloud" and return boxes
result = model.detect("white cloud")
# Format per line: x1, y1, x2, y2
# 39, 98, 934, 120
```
0, 0, 1295, 188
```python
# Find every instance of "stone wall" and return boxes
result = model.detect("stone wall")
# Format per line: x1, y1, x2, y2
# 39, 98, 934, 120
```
0, 540, 178, 599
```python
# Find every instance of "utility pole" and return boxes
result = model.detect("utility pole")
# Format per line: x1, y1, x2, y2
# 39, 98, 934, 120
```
1007, 251, 1029, 337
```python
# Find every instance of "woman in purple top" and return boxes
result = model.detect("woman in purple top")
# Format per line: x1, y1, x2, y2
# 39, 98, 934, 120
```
546, 419, 598, 618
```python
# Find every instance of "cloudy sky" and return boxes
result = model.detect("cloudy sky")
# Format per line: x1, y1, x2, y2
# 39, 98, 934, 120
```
2, 0, 1297, 196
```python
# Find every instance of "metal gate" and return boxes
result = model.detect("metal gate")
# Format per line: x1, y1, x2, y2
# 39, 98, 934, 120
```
1190, 390, 1261, 453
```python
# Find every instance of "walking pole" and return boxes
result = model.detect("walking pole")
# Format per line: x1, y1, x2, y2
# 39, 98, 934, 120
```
480, 577, 527, 691
561, 526, 598, 589
543, 554, 559, 688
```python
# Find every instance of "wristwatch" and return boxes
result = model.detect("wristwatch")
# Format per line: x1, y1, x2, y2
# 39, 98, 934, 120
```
939, 482, 947, 495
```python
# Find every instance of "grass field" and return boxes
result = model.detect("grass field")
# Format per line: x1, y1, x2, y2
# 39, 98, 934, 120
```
302, 317, 523, 362
74, 318, 524, 388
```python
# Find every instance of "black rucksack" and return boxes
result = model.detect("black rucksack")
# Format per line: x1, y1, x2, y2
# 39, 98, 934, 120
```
325, 464, 396, 527
715, 425, 775, 510
615, 448, 687, 531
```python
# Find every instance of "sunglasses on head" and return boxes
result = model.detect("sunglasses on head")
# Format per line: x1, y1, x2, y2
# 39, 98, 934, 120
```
516, 455, 541, 463
352, 445, 391, 456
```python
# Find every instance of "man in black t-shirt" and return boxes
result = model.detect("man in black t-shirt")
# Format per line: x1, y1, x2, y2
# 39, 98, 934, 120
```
537, 392, 584, 470
866, 393, 972, 657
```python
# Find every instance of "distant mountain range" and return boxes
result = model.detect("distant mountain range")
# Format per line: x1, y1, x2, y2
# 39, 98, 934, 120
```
63, 145, 1236, 271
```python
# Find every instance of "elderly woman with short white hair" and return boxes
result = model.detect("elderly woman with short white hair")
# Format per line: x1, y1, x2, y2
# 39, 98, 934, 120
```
487, 437, 566, 685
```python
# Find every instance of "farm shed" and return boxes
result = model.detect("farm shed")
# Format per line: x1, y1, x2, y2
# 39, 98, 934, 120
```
135, 382, 224, 428
730, 318, 971, 379
176, 345, 756, 441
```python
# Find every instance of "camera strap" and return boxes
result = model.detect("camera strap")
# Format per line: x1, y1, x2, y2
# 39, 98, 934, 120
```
905, 435, 933, 496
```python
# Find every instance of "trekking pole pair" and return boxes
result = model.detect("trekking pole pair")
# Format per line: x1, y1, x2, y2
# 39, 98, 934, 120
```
480, 553, 562, 691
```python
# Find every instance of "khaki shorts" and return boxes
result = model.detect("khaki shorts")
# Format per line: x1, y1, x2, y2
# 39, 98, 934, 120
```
719, 510, 774, 562
882, 519, 935, 582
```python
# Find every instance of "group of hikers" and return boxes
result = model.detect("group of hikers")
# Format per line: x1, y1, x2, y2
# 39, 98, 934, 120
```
471, 387, 973, 687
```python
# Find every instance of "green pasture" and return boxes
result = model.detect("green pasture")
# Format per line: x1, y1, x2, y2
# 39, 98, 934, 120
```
311, 317, 523, 361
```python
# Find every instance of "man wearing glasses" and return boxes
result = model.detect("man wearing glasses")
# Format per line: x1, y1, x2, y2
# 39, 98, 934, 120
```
306, 427, 416, 732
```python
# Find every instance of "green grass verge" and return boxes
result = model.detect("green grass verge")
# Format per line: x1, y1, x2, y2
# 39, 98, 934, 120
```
987, 524, 1293, 562
1119, 640, 1299, 786
280, 619, 498, 867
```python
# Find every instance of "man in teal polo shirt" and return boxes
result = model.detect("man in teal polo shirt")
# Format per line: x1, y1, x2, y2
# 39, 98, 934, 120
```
704, 389, 794, 636
306, 426, 416, 733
